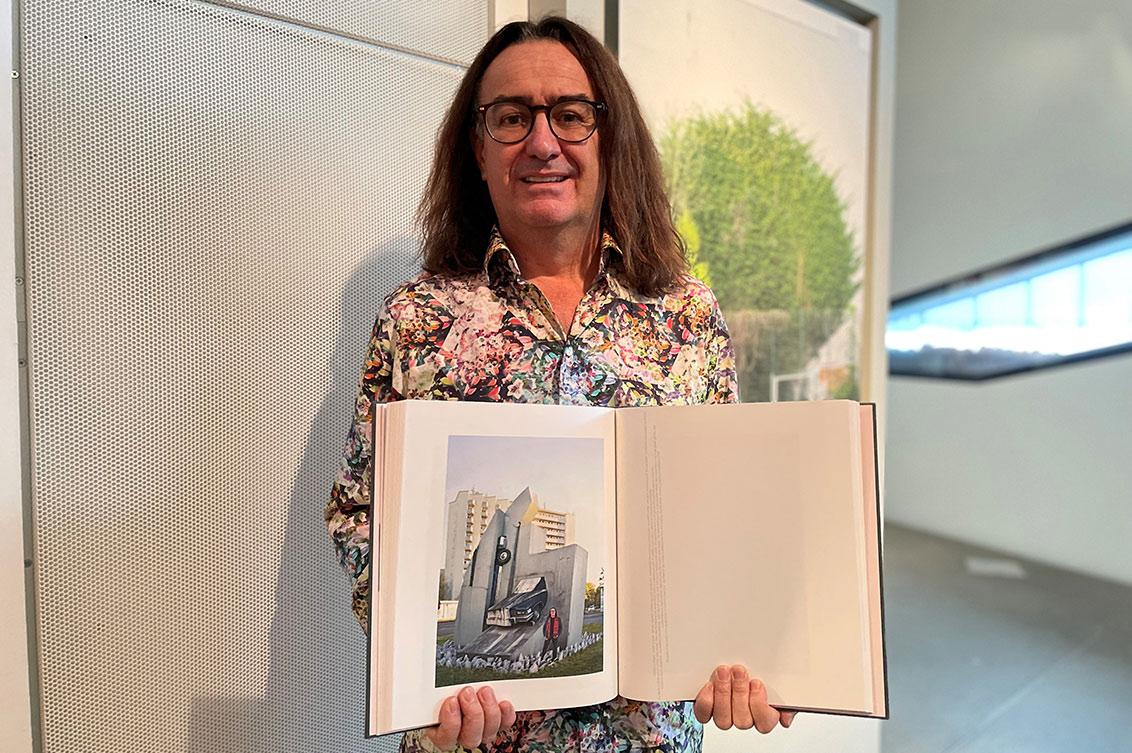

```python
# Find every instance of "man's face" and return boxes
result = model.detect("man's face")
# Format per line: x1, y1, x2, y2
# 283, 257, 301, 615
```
475, 41, 604, 237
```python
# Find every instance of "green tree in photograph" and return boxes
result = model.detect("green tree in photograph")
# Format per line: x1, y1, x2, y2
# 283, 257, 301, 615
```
661, 103, 860, 401
675, 209, 712, 287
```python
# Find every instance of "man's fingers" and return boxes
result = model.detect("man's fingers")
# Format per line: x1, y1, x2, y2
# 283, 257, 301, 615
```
712, 665, 733, 730
427, 696, 462, 751
693, 681, 714, 724
749, 678, 781, 734
456, 687, 485, 749
781, 710, 797, 728
499, 699, 517, 731
478, 687, 501, 745
729, 665, 754, 730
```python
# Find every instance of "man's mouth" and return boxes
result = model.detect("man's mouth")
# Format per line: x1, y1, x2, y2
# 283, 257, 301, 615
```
521, 176, 568, 183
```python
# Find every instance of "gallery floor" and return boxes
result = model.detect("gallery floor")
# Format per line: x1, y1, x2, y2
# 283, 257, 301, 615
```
881, 524, 1132, 753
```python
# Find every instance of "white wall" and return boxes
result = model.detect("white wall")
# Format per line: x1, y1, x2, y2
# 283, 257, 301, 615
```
887, 0, 1132, 583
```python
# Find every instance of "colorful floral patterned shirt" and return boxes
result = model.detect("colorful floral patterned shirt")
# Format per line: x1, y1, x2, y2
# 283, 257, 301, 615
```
326, 229, 738, 753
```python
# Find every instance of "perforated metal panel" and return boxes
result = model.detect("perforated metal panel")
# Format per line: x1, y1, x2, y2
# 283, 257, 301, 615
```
224, 0, 489, 63
20, 1, 476, 751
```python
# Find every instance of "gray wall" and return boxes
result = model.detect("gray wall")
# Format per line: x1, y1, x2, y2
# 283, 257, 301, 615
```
13, 1, 486, 751
887, 0, 1132, 583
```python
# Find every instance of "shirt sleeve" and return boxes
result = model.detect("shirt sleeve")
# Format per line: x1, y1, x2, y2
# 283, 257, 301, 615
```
700, 288, 740, 405
398, 719, 524, 753
325, 309, 401, 631
398, 728, 442, 753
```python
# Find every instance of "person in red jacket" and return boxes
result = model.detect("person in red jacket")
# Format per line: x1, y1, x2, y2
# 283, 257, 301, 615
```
541, 607, 562, 658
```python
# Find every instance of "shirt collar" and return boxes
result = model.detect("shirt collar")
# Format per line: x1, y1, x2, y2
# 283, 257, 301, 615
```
482, 226, 624, 284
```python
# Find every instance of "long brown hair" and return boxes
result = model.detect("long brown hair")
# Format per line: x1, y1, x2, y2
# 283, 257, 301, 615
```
417, 17, 687, 296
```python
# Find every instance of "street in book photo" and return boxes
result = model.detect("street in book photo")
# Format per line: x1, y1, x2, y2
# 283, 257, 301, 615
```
436, 435, 607, 686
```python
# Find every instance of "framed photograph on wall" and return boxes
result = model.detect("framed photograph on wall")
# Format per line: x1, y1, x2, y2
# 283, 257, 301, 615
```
616, 0, 880, 403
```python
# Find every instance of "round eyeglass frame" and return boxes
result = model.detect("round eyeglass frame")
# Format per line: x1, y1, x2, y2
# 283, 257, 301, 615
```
475, 99, 608, 144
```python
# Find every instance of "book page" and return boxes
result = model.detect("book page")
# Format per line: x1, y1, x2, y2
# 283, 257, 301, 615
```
615, 400, 877, 714
370, 401, 620, 735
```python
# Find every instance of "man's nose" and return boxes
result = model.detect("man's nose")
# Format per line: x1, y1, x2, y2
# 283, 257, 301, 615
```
524, 110, 561, 161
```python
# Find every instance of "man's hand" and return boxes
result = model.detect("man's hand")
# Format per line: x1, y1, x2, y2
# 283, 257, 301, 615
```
426, 686, 517, 751
693, 664, 796, 733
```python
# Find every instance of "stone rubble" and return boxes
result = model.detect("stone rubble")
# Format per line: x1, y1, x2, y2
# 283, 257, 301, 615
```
436, 630, 602, 676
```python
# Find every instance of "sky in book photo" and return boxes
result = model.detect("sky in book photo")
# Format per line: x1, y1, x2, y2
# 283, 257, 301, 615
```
444, 435, 606, 584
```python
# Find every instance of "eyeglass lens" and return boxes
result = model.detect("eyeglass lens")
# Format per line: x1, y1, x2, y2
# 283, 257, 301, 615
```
484, 101, 598, 143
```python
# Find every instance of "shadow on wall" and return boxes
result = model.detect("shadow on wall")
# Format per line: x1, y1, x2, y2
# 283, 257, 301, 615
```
186, 239, 416, 753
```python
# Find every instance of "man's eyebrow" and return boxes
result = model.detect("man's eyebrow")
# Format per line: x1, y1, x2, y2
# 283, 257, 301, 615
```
483, 93, 593, 105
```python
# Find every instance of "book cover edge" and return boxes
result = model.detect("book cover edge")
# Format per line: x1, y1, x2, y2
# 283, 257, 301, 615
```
365, 395, 377, 737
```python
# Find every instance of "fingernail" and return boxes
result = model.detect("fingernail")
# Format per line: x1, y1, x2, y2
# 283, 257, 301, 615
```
482, 686, 496, 701
717, 666, 730, 681
461, 687, 475, 701
446, 698, 458, 712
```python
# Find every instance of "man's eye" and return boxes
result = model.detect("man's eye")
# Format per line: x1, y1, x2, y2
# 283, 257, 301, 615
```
492, 107, 530, 128
554, 106, 590, 125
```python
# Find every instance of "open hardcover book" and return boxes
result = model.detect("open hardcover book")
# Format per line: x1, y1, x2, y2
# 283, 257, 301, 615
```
366, 399, 887, 736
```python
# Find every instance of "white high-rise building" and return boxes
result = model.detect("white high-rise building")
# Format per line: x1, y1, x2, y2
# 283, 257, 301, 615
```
440, 488, 575, 600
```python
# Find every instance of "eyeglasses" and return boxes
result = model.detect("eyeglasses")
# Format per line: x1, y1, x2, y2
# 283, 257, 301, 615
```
476, 99, 607, 144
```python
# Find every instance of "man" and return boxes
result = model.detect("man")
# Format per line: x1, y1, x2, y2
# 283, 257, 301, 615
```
326, 16, 794, 753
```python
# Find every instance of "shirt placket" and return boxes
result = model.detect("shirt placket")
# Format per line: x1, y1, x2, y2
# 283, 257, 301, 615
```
507, 267, 611, 406
504, 278, 566, 402
559, 278, 611, 405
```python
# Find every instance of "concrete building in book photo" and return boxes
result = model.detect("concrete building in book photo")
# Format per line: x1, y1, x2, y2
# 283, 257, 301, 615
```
441, 489, 576, 601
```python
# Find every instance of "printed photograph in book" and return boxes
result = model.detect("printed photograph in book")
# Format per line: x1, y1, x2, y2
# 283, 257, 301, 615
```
436, 435, 606, 687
